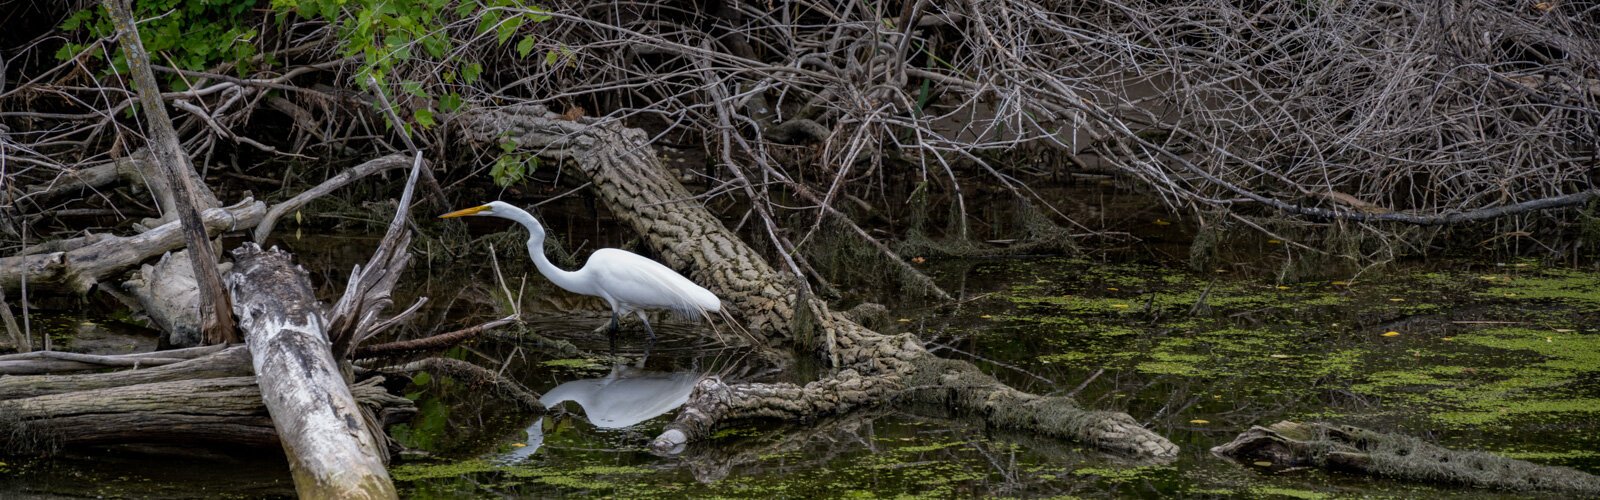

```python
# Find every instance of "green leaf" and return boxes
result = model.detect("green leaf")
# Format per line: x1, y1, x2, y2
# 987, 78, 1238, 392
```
516, 35, 536, 58
544, 49, 559, 66
462, 62, 483, 84
413, 108, 436, 128
440, 92, 463, 112
475, 10, 502, 36
496, 15, 523, 45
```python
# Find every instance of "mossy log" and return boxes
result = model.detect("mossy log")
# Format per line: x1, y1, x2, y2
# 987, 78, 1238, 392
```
1212, 421, 1600, 496
457, 105, 1177, 460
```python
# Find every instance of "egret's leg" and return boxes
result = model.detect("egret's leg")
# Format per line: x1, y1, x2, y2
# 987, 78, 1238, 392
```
635, 310, 657, 343
607, 311, 621, 354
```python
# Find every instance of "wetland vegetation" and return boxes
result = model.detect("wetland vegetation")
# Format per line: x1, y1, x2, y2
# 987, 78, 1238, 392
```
4, 0, 1600, 497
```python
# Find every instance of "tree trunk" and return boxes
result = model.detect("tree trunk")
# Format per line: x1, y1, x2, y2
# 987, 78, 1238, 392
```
226, 243, 397, 500
1213, 421, 1600, 496
457, 105, 1178, 460
103, 0, 234, 344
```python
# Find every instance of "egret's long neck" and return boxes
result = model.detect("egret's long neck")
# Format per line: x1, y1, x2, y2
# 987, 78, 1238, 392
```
500, 207, 587, 295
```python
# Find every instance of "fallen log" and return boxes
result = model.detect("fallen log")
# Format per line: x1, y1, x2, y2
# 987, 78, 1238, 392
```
0, 199, 264, 294
458, 105, 1178, 460
0, 344, 228, 376
0, 346, 251, 399
0, 376, 278, 453
1212, 421, 1600, 496
123, 250, 229, 348
227, 243, 397, 499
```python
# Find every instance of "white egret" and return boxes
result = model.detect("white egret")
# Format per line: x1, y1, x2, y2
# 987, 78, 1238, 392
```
439, 201, 721, 342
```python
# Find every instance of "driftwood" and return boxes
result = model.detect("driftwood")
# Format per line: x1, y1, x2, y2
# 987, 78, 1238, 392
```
0, 346, 250, 399
227, 243, 397, 499
104, 0, 234, 344
0, 285, 27, 353
0, 344, 228, 376
123, 250, 231, 348
0, 376, 279, 453
457, 105, 1178, 460
0, 199, 264, 294
1212, 421, 1600, 496
0, 346, 414, 454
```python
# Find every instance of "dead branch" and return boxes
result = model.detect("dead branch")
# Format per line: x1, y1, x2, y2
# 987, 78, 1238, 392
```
0, 199, 264, 294
353, 315, 517, 360
104, 0, 233, 343
252, 153, 416, 243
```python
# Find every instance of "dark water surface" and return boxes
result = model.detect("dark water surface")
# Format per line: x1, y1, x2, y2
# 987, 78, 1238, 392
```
3, 224, 1599, 498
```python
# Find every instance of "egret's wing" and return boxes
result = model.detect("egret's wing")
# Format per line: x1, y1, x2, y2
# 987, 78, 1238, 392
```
588, 249, 721, 318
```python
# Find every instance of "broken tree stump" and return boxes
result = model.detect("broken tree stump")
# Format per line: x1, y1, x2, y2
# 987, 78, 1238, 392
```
1212, 421, 1600, 496
227, 243, 397, 499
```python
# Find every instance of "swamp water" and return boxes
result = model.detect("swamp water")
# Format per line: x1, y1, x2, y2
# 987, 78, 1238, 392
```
2, 233, 1599, 499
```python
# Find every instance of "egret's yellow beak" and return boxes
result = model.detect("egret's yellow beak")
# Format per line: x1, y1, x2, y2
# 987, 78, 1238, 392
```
439, 205, 490, 218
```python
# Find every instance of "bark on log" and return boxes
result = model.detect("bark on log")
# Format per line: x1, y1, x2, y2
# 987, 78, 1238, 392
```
104, 0, 234, 344
226, 243, 397, 500
1212, 421, 1600, 496
0, 376, 278, 453
457, 105, 1178, 460
0, 199, 264, 294
0, 346, 251, 399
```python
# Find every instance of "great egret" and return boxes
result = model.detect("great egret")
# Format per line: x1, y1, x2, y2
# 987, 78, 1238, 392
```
439, 201, 721, 342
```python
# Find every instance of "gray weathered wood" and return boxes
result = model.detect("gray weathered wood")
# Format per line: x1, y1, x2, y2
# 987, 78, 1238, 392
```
227, 243, 397, 500
123, 250, 231, 348
104, 0, 234, 344
0, 200, 263, 294
0, 376, 279, 452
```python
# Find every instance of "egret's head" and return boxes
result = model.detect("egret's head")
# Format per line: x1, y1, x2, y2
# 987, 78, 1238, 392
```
439, 200, 518, 219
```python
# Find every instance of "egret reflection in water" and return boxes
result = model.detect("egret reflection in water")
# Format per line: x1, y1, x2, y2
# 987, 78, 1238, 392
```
539, 364, 702, 429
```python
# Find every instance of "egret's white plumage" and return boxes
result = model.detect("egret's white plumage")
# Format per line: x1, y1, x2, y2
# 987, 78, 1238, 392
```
440, 201, 721, 340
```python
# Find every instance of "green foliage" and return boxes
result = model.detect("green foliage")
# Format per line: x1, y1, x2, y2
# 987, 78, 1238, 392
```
56, 0, 263, 83
490, 139, 539, 186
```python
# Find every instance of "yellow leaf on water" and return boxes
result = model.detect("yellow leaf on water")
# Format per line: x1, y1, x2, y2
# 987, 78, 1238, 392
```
1111, 304, 1130, 309
510, 443, 527, 448
1389, 298, 1404, 302
1382, 331, 1401, 337
1106, 287, 1119, 292
1442, 337, 1455, 341
1275, 285, 1290, 290
1253, 461, 1275, 467
1153, 219, 1172, 226
897, 318, 912, 323
1267, 239, 1282, 245
1189, 419, 1210, 425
